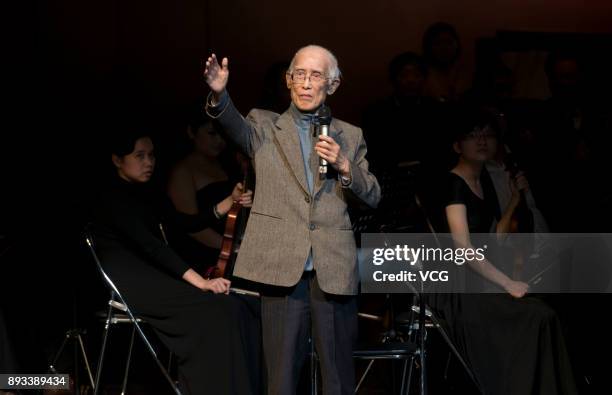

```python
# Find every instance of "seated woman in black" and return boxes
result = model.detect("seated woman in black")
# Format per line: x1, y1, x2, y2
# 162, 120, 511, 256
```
92, 131, 259, 395
432, 109, 577, 395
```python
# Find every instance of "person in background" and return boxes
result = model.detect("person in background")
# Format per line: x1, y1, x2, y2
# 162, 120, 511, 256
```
429, 107, 577, 395
421, 22, 469, 102
167, 110, 252, 275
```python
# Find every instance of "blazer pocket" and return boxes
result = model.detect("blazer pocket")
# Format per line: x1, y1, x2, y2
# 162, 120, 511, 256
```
250, 211, 283, 220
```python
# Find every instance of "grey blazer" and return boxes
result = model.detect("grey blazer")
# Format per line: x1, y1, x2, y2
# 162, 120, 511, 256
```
207, 94, 381, 295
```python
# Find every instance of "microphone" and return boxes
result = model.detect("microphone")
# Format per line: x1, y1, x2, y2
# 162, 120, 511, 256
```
316, 105, 332, 176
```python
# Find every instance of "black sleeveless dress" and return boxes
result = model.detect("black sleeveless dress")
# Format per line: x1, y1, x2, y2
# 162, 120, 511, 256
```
427, 172, 577, 395
170, 181, 234, 273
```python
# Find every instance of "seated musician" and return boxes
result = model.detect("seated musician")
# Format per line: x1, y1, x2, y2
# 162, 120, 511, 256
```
167, 109, 253, 275
429, 107, 577, 395
91, 126, 260, 395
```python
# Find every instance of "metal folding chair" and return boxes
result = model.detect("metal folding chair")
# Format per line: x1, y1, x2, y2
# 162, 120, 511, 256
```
84, 228, 182, 395
353, 340, 419, 394
349, 293, 427, 395
395, 303, 480, 391
308, 311, 423, 395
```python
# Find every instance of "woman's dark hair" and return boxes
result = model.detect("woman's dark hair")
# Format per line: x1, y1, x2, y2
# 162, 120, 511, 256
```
388, 51, 425, 84
449, 106, 500, 143
185, 97, 219, 136
180, 98, 241, 179
188, 113, 215, 135
107, 119, 155, 157
422, 22, 461, 65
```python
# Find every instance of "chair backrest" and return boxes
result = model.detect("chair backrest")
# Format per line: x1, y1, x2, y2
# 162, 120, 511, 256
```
83, 225, 182, 394
83, 224, 135, 317
85, 227, 117, 292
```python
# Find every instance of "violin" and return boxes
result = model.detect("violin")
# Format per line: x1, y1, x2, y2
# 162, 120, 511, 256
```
504, 150, 534, 233
209, 152, 251, 279
496, 111, 535, 280
503, 147, 535, 281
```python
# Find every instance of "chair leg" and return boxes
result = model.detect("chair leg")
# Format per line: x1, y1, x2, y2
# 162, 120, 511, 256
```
443, 351, 452, 381
406, 355, 415, 395
429, 313, 479, 390
354, 360, 375, 394
167, 351, 173, 372
49, 334, 69, 373
77, 332, 96, 389
132, 321, 182, 395
399, 359, 409, 395
94, 304, 114, 395
120, 325, 136, 395
418, 298, 427, 395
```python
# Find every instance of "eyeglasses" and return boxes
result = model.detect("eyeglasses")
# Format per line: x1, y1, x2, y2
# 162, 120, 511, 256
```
463, 127, 497, 141
289, 69, 328, 85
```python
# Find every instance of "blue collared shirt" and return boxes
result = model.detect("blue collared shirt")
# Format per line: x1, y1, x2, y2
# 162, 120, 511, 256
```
289, 103, 316, 271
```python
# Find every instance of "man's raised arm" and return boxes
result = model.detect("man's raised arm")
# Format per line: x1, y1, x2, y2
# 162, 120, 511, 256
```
203, 53, 262, 156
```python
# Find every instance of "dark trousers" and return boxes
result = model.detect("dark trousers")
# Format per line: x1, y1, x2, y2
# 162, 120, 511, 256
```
260, 271, 357, 395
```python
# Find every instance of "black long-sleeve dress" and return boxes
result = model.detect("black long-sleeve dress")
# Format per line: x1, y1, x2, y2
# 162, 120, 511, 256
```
427, 172, 577, 395
92, 177, 261, 395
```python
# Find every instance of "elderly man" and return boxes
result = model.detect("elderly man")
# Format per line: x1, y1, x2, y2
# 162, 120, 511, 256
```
204, 45, 381, 395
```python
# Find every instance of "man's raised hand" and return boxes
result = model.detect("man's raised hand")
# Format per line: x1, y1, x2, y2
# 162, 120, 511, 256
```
203, 54, 229, 96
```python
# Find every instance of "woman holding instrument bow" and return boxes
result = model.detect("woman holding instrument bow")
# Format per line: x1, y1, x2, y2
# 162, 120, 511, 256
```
428, 107, 577, 395
92, 125, 260, 394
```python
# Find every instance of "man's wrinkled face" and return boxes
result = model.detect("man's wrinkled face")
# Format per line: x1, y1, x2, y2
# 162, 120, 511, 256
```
286, 48, 337, 112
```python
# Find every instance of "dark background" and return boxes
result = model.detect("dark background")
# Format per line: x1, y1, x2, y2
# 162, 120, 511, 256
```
3, 1, 612, 393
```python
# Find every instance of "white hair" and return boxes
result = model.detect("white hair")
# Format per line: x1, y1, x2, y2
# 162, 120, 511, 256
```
288, 45, 342, 81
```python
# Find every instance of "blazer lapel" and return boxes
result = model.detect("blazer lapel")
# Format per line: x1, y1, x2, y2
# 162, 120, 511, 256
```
313, 119, 344, 196
274, 111, 310, 196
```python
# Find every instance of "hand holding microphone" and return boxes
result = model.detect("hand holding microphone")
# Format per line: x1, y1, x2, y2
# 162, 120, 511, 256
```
314, 105, 350, 177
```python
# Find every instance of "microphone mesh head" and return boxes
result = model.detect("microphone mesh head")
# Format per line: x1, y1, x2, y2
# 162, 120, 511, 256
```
316, 105, 332, 125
